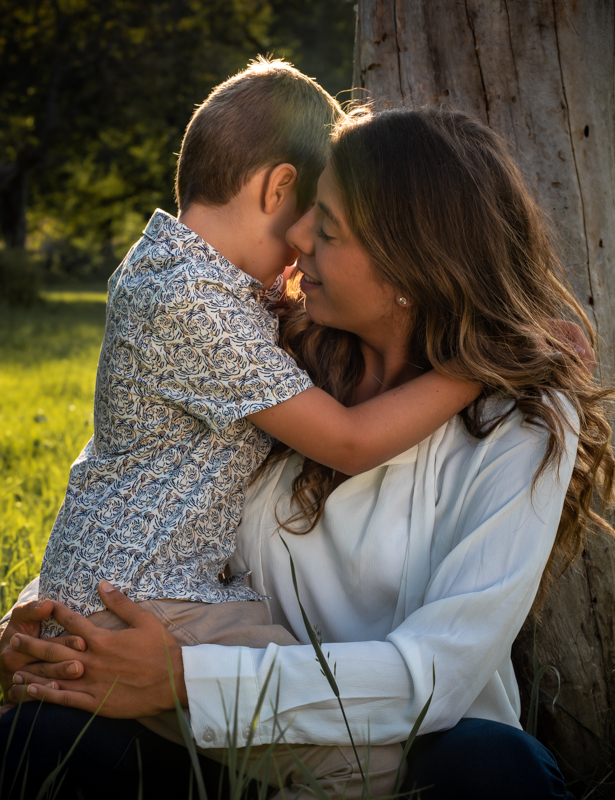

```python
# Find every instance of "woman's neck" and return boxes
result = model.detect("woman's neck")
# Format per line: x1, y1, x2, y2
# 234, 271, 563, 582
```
350, 337, 425, 406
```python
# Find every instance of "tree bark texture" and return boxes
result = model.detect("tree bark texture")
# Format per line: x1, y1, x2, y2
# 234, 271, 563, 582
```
354, 0, 615, 787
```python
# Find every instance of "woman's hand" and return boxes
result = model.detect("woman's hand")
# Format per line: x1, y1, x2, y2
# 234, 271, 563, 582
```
7, 581, 188, 718
0, 598, 87, 717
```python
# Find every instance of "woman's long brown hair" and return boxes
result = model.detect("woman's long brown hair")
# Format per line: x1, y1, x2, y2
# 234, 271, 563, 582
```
269, 106, 614, 601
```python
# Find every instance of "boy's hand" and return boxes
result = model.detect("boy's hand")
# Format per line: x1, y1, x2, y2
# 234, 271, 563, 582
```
7, 581, 188, 718
549, 320, 597, 375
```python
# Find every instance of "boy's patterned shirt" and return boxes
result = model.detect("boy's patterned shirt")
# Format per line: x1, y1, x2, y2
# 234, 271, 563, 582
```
39, 209, 313, 630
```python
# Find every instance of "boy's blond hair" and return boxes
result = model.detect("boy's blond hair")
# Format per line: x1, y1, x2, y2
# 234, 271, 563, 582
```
175, 57, 343, 212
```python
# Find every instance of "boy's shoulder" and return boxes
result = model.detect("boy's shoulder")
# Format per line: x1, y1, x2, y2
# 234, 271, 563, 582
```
112, 209, 264, 306
107, 210, 283, 342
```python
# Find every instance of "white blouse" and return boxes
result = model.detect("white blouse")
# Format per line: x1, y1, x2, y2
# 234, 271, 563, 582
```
182, 400, 578, 749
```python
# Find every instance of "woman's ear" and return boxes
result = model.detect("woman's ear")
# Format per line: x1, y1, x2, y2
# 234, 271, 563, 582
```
263, 163, 298, 215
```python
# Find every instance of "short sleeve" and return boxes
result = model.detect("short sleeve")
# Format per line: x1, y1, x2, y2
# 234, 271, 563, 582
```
143, 278, 313, 432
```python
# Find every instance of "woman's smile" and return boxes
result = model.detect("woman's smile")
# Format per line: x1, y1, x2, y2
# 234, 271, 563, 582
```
299, 270, 322, 292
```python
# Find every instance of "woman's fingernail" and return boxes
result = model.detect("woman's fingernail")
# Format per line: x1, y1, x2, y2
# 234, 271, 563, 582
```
99, 579, 114, 593
27, 685, 37, 697
13, 674, 23, 685
10, 636, 20, 649
67, 662, 79, 675
575, 345, 585, 356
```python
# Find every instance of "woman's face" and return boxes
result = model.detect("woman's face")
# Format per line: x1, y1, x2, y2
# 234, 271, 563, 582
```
286, 165, 401, 339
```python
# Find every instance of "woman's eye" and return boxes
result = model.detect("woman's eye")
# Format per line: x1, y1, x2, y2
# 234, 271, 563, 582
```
316, 226, 335, 243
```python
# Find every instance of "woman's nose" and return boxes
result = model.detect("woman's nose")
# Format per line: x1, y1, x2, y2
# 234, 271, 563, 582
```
286, 205, 315, 256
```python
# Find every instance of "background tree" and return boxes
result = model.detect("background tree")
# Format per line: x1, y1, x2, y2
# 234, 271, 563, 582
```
354, 0, 614, 792
0, 0, 355, 280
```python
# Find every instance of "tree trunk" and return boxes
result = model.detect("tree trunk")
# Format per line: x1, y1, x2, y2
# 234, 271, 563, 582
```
0, 163, 29, 249
354, 0, 615, 788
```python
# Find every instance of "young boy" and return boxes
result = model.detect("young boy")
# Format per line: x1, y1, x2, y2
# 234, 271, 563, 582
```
37, 59, 477, 797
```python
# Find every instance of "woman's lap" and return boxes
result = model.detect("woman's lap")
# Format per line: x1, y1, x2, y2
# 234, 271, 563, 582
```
0, 702, 230, 800
403, 717, 574, 800
1, 705, 572, 800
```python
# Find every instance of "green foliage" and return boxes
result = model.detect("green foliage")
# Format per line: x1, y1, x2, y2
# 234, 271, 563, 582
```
0, 289, 106, 617
0, 0, 356, 279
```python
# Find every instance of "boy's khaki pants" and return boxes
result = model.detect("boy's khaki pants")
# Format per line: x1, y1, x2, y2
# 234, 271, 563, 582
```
89, 599, 404, 799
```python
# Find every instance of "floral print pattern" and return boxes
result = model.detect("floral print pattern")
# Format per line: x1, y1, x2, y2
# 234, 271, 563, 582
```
39, 209, 313, 637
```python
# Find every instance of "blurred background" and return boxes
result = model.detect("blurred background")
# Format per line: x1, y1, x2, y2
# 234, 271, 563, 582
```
1, 0, 356, 293
0, 0, 355, 614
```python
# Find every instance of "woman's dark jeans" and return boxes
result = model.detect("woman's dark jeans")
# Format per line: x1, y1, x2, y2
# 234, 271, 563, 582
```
0, 703, 574, 799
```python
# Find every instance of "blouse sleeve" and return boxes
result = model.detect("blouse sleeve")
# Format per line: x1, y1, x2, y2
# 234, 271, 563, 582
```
183, 405, 579, 748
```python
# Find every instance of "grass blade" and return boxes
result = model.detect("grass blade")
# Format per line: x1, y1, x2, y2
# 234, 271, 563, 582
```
8, 697, 46, 799
164, 644, 208, 800
527, 617, 561, 739
34, 679, 118, 800
279, 536, 338, 695
392, 662, 436, 795
0, 697, 24, 796
527, 664, 561, 738
282, 744, 337, 800
279, 534, 365, 787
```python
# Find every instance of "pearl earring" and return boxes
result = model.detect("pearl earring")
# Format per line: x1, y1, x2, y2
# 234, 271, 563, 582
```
398, 297, 408, 306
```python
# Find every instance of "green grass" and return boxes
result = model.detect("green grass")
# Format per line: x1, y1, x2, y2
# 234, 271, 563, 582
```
0, 288, 107, 618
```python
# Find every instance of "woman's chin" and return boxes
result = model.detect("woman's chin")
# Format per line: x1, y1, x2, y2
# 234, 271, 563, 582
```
302, 296, 326, 326
303, 303, 341, 331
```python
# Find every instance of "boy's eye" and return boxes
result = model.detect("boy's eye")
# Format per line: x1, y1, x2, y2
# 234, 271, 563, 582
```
316, 226, 335, 243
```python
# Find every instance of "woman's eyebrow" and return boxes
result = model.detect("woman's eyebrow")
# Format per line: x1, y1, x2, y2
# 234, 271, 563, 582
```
317, 201, 342, 229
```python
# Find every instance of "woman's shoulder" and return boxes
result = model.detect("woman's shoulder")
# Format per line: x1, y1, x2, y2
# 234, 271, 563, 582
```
437, 391, 579, 478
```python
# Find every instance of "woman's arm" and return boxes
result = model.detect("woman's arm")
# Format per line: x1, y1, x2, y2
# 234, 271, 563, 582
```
9, 404, 578, 745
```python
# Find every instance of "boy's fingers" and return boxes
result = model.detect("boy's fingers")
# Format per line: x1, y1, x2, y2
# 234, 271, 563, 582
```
97, 581, 149, 627
9, 633, 84, 665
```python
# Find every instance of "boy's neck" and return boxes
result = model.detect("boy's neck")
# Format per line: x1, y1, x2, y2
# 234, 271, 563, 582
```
178, 202, 249, 275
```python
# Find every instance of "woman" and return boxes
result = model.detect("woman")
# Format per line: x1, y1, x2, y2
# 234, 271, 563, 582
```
1, 107, 612, 800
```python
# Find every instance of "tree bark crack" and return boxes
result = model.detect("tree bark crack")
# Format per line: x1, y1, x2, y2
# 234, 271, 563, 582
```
464, 0, 490, 124
580, 551, 609, 737
393, 0, 407, 105
551, 0, 600, 349
502, 0, 536, 147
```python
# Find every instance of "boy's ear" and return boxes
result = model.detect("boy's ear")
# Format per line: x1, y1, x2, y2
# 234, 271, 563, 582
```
263, 163, 297, 214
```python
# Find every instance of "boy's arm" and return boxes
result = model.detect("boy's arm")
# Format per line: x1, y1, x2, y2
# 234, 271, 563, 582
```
248, 370, 480, 475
